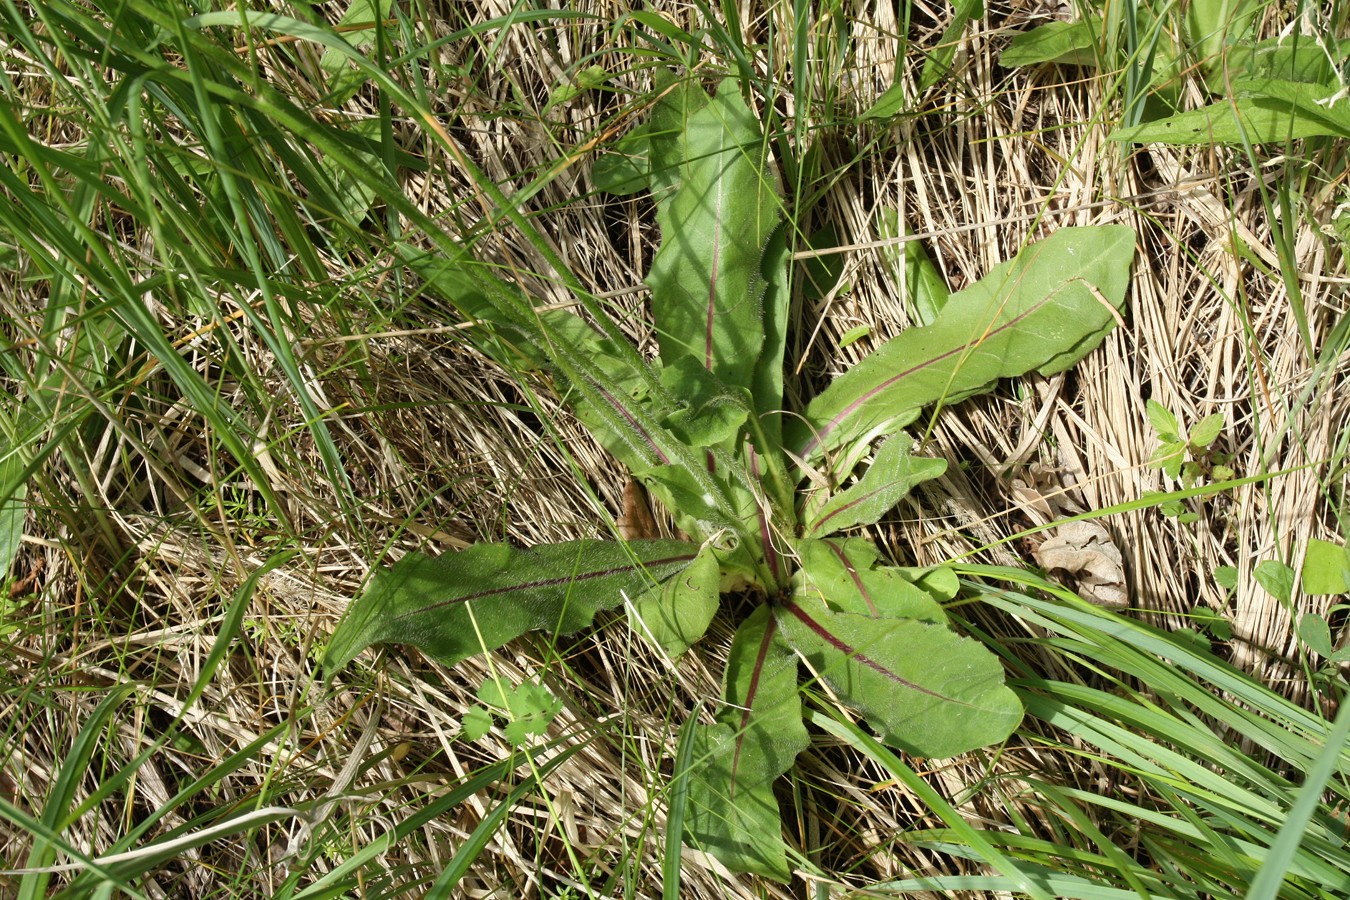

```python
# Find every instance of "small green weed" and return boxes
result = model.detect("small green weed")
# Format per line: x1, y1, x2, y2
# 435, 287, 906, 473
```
323, 74, 1135, 878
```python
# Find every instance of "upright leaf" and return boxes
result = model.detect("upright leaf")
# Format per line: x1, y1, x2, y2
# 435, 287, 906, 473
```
647, 79, 781, 401
791, 225, 1134, 461
777, 599, 1022, 758
323, 539, 699, 673
687, 606, 808, 880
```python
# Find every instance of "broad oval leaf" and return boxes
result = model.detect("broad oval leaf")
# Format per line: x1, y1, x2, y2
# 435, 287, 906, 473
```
323, 539, 699, 674
686, 606, 808, 881
777, 599, 1022, 758
1111, 78, 1350, 144
791, 225, 1134, 461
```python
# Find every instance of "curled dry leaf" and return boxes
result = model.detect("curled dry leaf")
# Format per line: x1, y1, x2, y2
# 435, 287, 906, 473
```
1034, 520, 1128, 607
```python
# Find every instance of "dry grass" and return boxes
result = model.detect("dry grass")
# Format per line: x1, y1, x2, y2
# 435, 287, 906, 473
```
3, 0, 1348, 896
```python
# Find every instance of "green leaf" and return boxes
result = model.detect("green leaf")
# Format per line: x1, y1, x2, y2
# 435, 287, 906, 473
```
323, 539, 700, 673
878, 209, 950, 326
646, 79, 781, 402
1111, 78, 1350, 145
1298, 613, 1335, 658
918, 0, 984, 94
1188, 412, 1224, 449
1184, 0, 1260, 74
475, 680, 563, 746
628, 546, 720, 656
1148, 442, 1186, 480
794, 538, 947, 623
804, 436, 947, 536
318, 0, 394, 105
778, 599, 1022, 758
1145, 399, 1181, 442
859, 80, 909, 121
1254, 559, 1295, 604
657, 358, 751, 448
999, 19, 1102, 68
460, 707, 493, 741
792, 226, 1135, 461
1214, 565, 1239, 591
592, 124, 653, 195
0, 437, 26, 584
1303, 539, 1350, 595
687, 607, 808, 881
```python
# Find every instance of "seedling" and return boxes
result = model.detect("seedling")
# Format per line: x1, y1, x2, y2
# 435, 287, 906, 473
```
1146, 400, 1233, 486
323, 76, 1135, 879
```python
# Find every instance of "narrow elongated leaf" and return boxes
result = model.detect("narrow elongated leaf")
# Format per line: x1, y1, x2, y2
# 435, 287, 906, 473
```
804, 435, 947, 536
647, 79, 781, 400
0, 437, 26, 584
687, 606, 807, 881
792, 225, 1134, 461
999, 19, 1103, 68
878, 210, 950, 326
323, 539, 699, 673
794, 538, 948, 623
1111, 78, 1350, 144
778, 599, 1022, 758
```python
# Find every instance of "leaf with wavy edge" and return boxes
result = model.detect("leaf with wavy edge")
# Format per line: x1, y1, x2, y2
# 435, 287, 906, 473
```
790, 225, 1134, 462
777, 599, 1022, 758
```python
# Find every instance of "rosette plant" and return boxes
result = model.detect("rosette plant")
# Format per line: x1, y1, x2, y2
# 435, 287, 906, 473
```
324, 75, 1135, 879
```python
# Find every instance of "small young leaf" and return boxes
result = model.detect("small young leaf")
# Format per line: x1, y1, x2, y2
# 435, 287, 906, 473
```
804, 436, 947, 537
1254, 559, 1295, 605
1188, 412, 1224, 449
628, 546, 721, 656
1145, 399, 1182, 442
792, 226, 1134, 461
1298, 613, 1335, 658
878, 209, 950, 326
918, 0, 984, 93
778, 600, 1022, 758
1148, 442, 1186, 480
794, 538, 947, 623
324, 539, 700, 674
687, 607, 808, 881
1213, 565, 1239, 591
859, 80, 909, 121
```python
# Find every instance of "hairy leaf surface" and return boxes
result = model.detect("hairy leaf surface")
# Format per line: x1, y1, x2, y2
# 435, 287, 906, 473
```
792, 225, 1134, 461
778, 600, 1022, 758
687, 606, 808, 880
324, 540, 699, 673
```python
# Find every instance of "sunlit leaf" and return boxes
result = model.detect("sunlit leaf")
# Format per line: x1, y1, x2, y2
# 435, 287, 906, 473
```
324, 539, 699, 673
